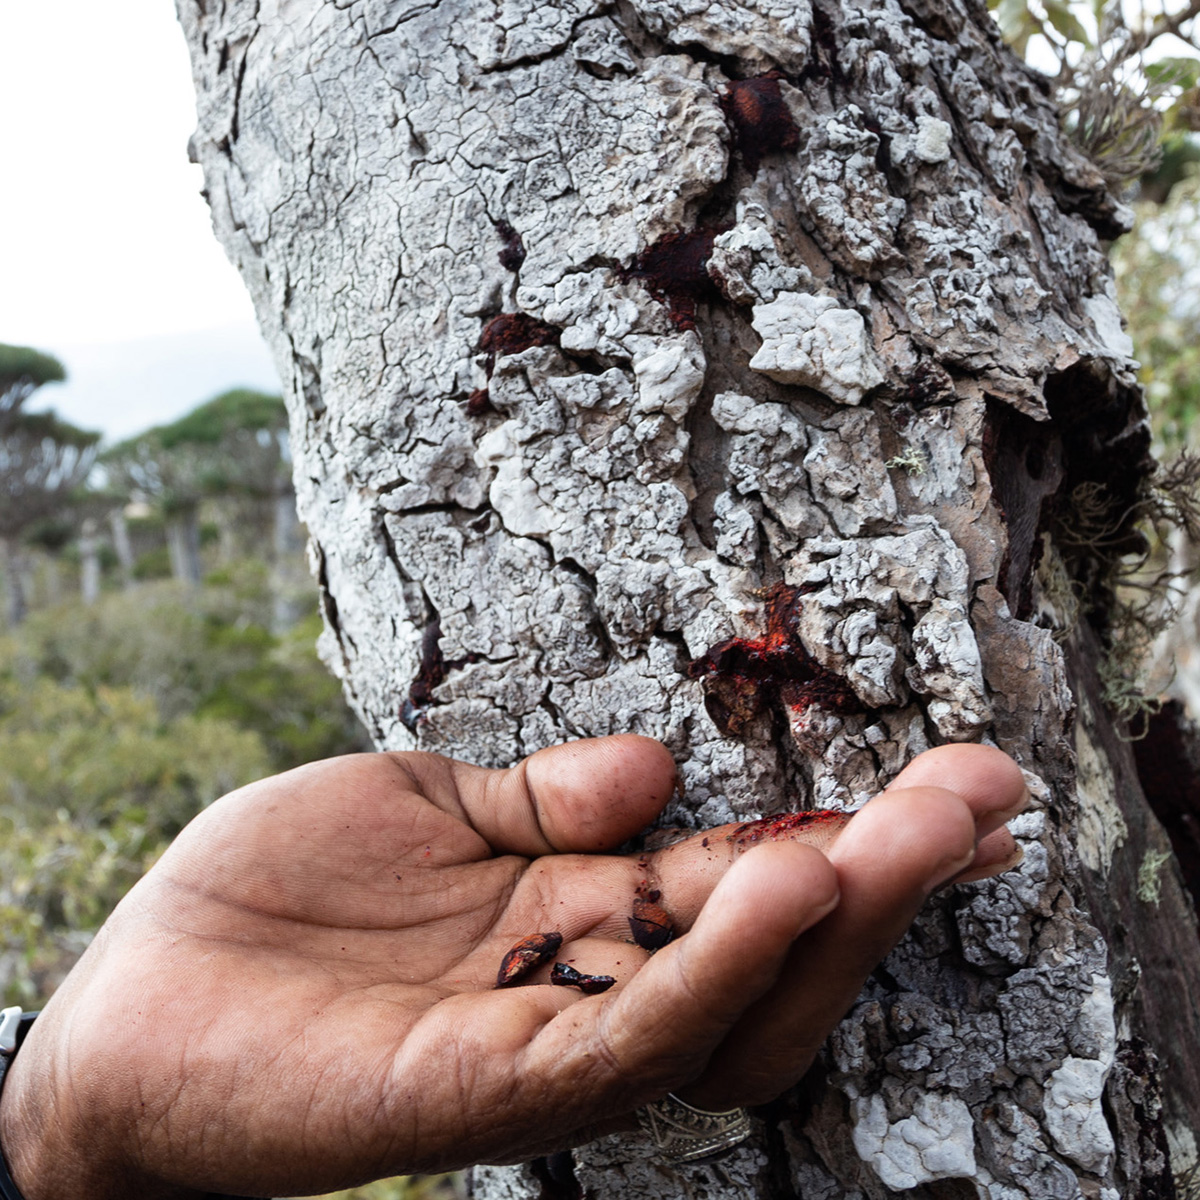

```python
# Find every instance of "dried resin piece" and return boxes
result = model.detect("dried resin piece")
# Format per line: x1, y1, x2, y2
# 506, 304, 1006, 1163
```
629, 897, 674, 951
550, 963, 616, 995
495, 931, 563, 988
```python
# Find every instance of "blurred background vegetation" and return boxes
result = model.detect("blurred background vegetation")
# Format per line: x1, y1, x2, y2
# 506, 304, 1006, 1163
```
3, 3, 1200, 1197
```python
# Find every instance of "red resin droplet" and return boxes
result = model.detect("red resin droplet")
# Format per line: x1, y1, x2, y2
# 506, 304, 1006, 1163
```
719, 74, 800, 173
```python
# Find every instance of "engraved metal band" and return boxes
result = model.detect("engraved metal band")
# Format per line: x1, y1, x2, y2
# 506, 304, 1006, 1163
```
636, 1093, 752, 1164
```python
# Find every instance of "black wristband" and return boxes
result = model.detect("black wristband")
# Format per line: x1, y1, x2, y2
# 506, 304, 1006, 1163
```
0, 1009, 40, 1200
0, 1008, 269, 1200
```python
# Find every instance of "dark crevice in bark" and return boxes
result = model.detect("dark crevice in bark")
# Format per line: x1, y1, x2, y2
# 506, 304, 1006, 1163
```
528, 1150, 584, 1199
538, 691, 584, 740
1133, 699, 1200, 918
754, 1098, 801, 1200
658, 39, 742, 76
295, 352, 326, 422
314, 540, 354, 655
1108, 1038, 1178, 1199
802, 0, 847, 90
983, 360, 1153, 629
1066, 626, 1200, 1166
981, 398, 1064, 620
227, 11, 260, 147
377, 515, 474, 732
1042, 360, 1155, 639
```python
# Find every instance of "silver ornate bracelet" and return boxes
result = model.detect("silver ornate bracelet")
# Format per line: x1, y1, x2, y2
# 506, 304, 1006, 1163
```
636, 1092, 753, 1164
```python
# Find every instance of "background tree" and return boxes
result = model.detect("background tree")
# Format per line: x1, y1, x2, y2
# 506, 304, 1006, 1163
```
178, 0, 1200, 1195
0, 345, 99, 625
101, 387, 292, 588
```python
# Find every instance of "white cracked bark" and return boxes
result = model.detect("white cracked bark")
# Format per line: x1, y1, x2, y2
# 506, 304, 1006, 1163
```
177, 0, 1200, 1194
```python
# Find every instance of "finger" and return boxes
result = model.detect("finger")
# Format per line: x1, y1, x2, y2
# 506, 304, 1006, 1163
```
451, 735, 680, 856
640, 810, 850, 932
886, 743, 1028, 839
952, 825, 1023, 884
680, 784, 980, 1108
516, 841, 840, 1124
465, 806, 850, 984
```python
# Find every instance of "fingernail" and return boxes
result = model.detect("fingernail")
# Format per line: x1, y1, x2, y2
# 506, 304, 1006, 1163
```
976, 787, 1031, 839
925, 846, 977, 894
954, 843, 1025, 885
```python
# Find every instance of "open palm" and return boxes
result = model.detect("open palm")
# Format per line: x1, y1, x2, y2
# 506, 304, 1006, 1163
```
1, 736, 1024, 1200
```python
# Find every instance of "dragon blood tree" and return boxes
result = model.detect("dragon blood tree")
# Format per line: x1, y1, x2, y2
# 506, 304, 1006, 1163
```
178, 0, 1200, 1193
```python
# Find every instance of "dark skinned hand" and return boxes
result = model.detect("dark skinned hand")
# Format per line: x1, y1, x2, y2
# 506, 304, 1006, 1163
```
0, 736, 1026, 1199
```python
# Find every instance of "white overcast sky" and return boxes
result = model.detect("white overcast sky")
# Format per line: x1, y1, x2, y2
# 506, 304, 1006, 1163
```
0, 1, 279, 443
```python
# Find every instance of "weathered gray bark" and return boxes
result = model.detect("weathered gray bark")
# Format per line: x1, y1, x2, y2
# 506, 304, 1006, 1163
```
0, 536, 28, 627
165, 507, 202, 586
79, 518, 101, 605
178, 0, 1200, 1194
108, 508, 136, 589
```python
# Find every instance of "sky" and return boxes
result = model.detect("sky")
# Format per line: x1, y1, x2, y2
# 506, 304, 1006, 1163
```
0, 1, 280, 444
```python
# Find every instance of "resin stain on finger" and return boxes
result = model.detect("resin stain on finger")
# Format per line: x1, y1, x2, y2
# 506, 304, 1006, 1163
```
727, 808, 850, 852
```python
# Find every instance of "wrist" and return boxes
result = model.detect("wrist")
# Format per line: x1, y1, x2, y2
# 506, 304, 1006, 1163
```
0, 1011, 197, 1200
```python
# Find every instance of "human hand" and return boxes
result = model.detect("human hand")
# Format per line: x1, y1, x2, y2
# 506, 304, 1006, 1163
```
0, 737, 1025, 1199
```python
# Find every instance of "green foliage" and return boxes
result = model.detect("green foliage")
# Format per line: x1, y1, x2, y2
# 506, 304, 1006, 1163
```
988, 0, 1200, 188
8, 409, 98, 450
0, 344, 65, 389
102, 388, 290, 511
154, 388, 287, 449
0, 669, 269, 829
1112, 168, 1200, 446
132, 544, 172, 580
0, 567, 369, 1005
11, 573, 366, 768
0, 632, 273, 1004
307, 1175, 465, 1200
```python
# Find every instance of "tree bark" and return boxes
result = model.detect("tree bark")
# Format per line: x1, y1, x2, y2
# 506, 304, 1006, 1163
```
165, 506, 202, 586
177, 0, 1200, 1194
79, 518, 101, 606
0, 536, 28, 627
108, 508, 136, 589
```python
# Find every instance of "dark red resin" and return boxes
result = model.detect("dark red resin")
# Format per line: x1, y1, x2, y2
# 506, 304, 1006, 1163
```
729, 809, 847, 846
629, 897, 674, 950
495, 931, 564, 988
550, 962, 617, 994
720, 75, 800, 173
687, 583, 861, 736
622, 227, 724, 330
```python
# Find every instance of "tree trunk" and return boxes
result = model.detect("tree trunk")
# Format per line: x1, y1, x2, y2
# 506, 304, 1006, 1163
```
177, 0, 1200, 1194
165, 505, 202, 586
79, 518, 101, 606
0, 536, 28, 627
108, 508, 136, 590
